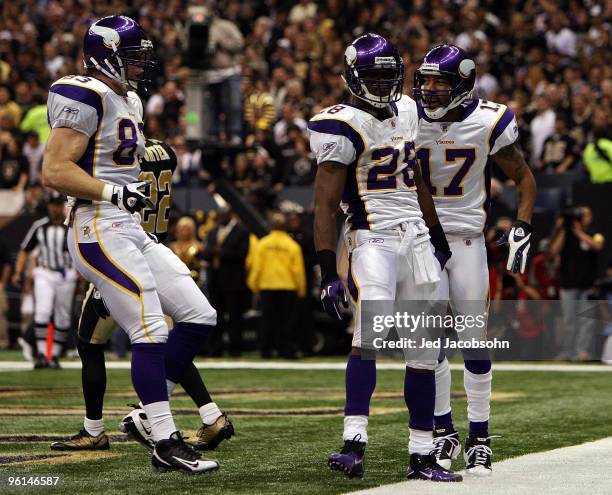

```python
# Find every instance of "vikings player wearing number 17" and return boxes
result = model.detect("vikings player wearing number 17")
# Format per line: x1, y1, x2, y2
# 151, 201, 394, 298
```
42, 15, 220, 474
413, 44, 536, 476
310, 34, 460, 482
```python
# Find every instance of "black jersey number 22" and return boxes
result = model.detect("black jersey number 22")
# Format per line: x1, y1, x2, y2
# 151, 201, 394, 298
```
139, 169, 172, 236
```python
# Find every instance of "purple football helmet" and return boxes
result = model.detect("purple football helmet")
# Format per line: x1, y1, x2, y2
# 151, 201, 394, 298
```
83, 16, 156, 91
413, 44, 476, 119
344, 33, 404, 108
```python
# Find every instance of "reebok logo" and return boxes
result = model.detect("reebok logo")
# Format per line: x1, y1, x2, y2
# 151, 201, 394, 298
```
62, 106, 80, 115
322, 142, 337, 152
369, 238, 384, 244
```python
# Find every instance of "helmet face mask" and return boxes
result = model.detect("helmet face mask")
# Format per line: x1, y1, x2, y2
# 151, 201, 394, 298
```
415, 74, 453, 113
84, 16, 157, 92
344, 34, 404, 109
413, 44, 476, 119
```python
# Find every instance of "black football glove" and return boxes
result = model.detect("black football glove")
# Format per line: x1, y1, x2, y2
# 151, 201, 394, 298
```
496, 220, 532, 274
429, 223, 452, 270
110, 181, 154, 214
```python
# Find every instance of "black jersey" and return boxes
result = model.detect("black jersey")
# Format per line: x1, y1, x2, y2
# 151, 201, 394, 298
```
138, 139, 177, 243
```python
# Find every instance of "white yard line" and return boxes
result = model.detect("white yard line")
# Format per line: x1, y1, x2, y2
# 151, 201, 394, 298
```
0, 360, 611, 372
347, 437, 612, 495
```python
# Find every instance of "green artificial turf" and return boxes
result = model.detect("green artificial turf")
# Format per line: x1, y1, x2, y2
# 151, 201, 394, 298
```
1, 365, 611, 494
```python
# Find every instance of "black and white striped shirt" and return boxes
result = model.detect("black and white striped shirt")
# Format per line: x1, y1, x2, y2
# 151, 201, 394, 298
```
20, 217, 71, 271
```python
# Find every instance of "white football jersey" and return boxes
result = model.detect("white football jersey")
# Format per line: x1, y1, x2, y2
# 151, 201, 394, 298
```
417, 99, 519, 236
308, 95, 422, 231
47, 75, 145, 206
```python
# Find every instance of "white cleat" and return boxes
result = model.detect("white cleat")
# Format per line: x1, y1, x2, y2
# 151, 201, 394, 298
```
119, 405, 155, 450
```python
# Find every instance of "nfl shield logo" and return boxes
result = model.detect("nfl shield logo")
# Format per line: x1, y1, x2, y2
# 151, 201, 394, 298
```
440, 123, 449, 132
391, 120, 396, 128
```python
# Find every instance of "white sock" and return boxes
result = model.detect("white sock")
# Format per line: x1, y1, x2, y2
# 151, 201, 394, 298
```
51, 342, 62, 358
166, 380, 177, 398
464, 369, 492, 423
434, 358, 452, 417
343, 415, 368, 444
408, 427, 433, 455
199, 402, 222, 425
36, 340, 47, 357
84, 417, 104, 437
142, 401, 177, 442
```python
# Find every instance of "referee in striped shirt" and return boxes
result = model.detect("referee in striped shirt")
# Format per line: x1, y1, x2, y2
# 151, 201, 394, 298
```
12, 192, 78, 368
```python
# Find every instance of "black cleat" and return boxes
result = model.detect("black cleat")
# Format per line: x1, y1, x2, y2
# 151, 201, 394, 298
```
328, 435, 366, 479
464, 434, 494, 477
152, 431, 219, 474
48, 357, 61, 369
34, 355, 49, 369
432, 426, 461, 470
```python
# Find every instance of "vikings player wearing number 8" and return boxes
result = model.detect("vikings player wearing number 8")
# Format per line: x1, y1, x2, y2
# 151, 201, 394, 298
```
43, 16, 220, 474
310, 34, 460, 482
413, 44, 536, 476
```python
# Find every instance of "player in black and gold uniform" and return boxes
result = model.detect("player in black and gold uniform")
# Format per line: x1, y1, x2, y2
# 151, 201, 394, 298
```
51, 140, 234, 451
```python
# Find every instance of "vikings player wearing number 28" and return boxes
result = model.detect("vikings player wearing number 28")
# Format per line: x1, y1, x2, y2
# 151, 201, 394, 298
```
413, 44, 536, 476
42, 15, 220, 474
310, 34, 460, 482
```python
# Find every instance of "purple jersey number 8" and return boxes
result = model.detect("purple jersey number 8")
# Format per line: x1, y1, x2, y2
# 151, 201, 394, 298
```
113, 118, 138, 166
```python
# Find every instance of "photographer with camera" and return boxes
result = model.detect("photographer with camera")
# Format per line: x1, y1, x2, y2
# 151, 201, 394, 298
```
550, 206, 605, 360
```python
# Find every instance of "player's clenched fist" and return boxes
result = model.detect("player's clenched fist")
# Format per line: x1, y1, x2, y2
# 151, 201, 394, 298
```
103, 181, 154, 214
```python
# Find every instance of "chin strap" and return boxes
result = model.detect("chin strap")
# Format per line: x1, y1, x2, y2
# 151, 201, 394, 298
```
423, 91, 472, 119
88, 39, 128, 90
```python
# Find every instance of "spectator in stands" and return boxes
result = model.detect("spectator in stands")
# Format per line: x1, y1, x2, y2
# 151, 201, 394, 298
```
530, 239, 560, 301
288, 0, 317, 24
0, 133, 28, 216
169, 216, 203, 285
0, 239, 10, 349
537, 115, 579, 174
0, 85, 20, 129
22, 132, 44, 184
529, 95, 556, 167
545, 12, 577, 58
243, 78, 275, 134
19, 93, 49, 143
146, 81, 184, 134
203, 207, 250, 356
203, 10, 244, 143
550, 207, 605, 361
583, 107, 612, 184
248, 211, 305, 359
273, 102, 306, 147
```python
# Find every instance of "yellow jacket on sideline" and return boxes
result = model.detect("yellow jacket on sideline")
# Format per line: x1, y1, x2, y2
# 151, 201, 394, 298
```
247, 230, 306, 297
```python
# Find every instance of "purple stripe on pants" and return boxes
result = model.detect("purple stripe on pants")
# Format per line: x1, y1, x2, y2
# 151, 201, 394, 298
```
78, 242, 140, 296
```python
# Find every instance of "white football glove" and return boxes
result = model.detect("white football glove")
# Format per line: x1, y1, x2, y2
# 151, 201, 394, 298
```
497, 220, 532, 274
105, 181, 154, 214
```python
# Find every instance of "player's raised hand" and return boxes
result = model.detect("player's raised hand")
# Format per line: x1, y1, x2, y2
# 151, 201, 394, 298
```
496, 220, 532, 274
108, 181, 154, 214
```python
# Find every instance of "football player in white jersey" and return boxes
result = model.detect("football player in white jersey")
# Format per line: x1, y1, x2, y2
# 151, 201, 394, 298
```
310, 34, 461, 482
42, 16, 219, 474
413, 44, 536, 476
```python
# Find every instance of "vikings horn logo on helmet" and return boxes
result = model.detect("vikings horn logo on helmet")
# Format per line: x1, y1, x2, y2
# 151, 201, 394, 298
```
89, 25, 121, 50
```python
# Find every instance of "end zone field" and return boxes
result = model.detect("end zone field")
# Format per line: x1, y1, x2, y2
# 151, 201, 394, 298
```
0, 359, 611, 494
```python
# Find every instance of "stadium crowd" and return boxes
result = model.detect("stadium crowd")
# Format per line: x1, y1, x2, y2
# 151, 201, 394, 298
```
0, 0, 611, 361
